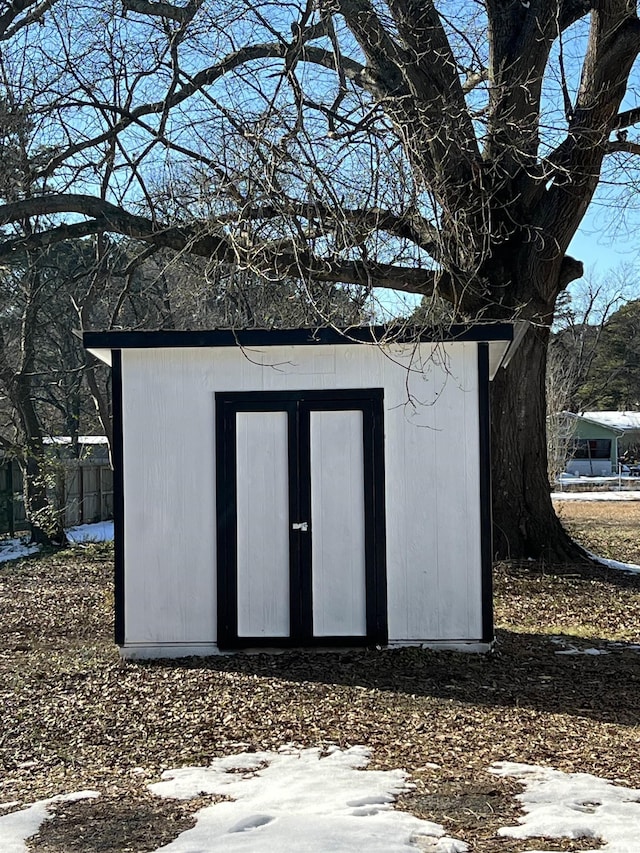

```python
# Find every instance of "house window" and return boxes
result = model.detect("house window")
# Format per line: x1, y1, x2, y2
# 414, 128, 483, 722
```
571, 439, 611, 460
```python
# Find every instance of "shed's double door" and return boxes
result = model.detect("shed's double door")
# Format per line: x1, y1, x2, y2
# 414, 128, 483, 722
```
216, 390, 387, 649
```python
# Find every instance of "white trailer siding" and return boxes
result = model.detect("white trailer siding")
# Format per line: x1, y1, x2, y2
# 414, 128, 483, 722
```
115, 339, 491, 654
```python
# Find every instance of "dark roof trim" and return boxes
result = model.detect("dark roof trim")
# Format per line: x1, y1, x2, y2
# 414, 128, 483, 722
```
84, 324, 513, 350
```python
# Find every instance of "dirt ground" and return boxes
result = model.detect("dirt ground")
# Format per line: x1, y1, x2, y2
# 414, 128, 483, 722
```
0, 502, 639, 852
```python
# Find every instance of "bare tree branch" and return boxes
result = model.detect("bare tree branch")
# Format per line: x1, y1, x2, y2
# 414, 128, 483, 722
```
559, 0, 593, 31
35, 42, 366, 181
338, 0, 481, 201
0, 0, 53, 39
121, 0, 204, 24
539, 7, 640, 254
613, 106, 640, 129
0, 194, 439, 294
606, 139, 640, 156
461, 68, 489, 94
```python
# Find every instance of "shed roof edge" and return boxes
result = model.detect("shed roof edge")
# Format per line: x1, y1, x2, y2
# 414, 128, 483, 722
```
83, 323, 514, 351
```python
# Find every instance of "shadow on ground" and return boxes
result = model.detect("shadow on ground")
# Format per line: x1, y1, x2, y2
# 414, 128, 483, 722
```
142, 626, 639, 728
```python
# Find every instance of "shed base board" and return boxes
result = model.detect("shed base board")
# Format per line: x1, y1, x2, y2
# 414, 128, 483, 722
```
119, 638, 493, 659
119, 643, 224, 660
386, 639, 493, 653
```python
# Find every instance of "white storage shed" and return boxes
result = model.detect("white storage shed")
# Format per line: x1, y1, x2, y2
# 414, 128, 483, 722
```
85, 325, 513, 659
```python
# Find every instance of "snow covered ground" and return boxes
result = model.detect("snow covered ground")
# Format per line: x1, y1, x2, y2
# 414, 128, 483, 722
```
0, 538, 39, 563
551, 636, 640, 656
3, 749, 640, 852
491, 762, 640, 852
588, 552, 640, 574
149, 746, 468, 852
0, 521, 114, 563
552, 490, 640, 501
66, 521, 114, 544
2, 747, 468, 853
0, 791, 99, 853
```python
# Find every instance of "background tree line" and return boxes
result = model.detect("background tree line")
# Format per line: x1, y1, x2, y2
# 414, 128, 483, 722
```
547, 272, 640, 415
553, 298, 640, 413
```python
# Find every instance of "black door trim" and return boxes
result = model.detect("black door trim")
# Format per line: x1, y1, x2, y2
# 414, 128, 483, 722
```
216, 389, 387, 650
112, 350, 126, 646
477, 342, 494, 644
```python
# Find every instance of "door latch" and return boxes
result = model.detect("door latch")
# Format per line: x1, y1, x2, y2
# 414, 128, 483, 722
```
292, 522, 308, 531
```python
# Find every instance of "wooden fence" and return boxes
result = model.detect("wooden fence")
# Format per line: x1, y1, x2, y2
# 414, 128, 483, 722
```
0, 452, 113, 536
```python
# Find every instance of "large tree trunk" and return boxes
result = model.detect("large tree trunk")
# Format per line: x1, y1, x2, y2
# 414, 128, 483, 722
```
490, 322, 585, 562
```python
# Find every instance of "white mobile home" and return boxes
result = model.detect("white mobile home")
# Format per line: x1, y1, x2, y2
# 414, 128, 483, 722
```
84, 325, 513, 659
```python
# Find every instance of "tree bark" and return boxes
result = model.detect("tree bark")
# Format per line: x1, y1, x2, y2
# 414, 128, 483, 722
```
490, 323, 586, 562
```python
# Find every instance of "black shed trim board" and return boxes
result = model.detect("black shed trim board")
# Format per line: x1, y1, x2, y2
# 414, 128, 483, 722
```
85, 323, 514, 654
111, 350, 125, 647
477, 342, 494, 644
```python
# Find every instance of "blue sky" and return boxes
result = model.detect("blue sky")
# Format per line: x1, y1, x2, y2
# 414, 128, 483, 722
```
570, 214, 638, 277
565, 201, 640, 322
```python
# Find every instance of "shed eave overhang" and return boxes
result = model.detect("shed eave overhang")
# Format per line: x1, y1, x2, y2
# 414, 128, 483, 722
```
84, 323, 514, 379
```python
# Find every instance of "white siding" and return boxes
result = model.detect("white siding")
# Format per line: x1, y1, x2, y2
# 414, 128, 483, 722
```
310, 409, 367, 637
236, 411, 290, 637
122, 348, 217, 644
120, 340, 485, 649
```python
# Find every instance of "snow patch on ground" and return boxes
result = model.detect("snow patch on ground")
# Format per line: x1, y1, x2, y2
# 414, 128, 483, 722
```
66, 520, 114, 544
607, 641, 640, 653
491, 762, 640, 852
0, 791, 98, 853
551, 636, 640, 656
588, 552, 640, 574
4, 758, 640, 851
0, 521, 114, 563
148, 745, 469, 852
552, 490, 640, 501
0, 538, 40, 564
555, 646, 611, 656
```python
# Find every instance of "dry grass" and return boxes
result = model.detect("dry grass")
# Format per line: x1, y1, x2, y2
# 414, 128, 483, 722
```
554, 499, 640, 564
1, 502, 639, 852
